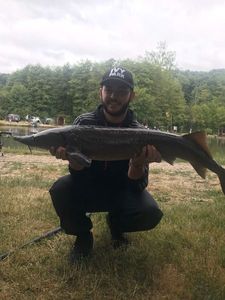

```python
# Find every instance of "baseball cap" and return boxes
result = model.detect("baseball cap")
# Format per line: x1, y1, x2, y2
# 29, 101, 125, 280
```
101, 67, 134, 89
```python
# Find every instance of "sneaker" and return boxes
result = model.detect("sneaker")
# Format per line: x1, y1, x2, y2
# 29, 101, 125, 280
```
106, 214, 129, 249
70, 231, 93, 263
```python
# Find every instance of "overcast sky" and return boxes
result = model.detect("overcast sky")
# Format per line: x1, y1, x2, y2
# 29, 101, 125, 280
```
1, 0, 225, 73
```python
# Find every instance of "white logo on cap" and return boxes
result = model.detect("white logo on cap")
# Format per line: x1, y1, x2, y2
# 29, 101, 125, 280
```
109, 67, 125, 79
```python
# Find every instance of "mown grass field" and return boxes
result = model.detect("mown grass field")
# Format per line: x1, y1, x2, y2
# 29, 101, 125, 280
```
1, 153, 225, 299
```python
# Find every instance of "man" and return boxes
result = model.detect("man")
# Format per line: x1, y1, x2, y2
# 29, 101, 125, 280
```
49, 67, 163, 263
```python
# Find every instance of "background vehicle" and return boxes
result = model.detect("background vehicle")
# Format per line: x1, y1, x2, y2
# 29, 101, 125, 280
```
6, 114, 20, 122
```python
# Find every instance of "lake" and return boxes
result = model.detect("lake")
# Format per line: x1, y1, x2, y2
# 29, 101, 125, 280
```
0, 125, 46, 136
0, 125, 225, 163
207, 136, 225, 163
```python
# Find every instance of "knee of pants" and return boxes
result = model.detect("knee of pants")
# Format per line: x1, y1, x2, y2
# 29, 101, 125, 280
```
49, 175, 73, 214
49, 181, 62, 207
129, 207, 163, 232
50, 174, 73, 196
142, 207, 163, 230
119, 206, 163, 233
50, 175, 69, 194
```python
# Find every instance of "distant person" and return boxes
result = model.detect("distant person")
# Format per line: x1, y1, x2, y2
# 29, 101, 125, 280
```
49, 67, 163, 263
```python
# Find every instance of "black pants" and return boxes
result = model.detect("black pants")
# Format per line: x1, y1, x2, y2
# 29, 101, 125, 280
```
49, 175, 163, 236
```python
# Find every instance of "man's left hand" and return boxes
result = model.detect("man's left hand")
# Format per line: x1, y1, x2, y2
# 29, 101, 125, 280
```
130, 145, 161, 168
128, 145, 161, 180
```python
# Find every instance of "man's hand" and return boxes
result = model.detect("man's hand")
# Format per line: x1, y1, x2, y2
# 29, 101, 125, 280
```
49, 146, 85, 171
128, 145, 161, 180
130, 145, 161, 167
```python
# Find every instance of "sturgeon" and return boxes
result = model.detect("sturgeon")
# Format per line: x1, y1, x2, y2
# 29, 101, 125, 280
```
14, 125, 225, 195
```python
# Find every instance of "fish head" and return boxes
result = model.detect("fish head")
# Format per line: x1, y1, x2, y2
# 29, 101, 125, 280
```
14, 130, 66, 150
14, 135, 36, 147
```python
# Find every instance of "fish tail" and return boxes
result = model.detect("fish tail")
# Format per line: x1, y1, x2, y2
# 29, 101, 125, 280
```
183, 131, 212, 158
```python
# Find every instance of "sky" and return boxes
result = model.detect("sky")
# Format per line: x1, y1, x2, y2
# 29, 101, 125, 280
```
0, 0, 225, 74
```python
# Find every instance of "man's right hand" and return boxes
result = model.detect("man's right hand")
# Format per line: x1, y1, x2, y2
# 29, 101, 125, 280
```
49, 146, 85, 171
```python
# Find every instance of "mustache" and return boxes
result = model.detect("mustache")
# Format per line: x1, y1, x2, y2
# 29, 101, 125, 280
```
108, 99, 121, 104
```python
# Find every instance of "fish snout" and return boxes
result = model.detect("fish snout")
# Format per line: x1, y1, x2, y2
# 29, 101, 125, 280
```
14, 135, 36, 147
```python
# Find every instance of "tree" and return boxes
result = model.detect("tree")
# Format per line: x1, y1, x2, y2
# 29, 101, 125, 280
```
8, 84, 30, 117
144, 41, 176, 70
0, 58, 224, 133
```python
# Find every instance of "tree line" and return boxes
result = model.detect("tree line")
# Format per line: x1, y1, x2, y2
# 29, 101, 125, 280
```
0, 46, 225, 134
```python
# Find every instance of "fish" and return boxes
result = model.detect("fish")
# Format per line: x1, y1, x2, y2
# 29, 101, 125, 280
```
13, 125, 225, 194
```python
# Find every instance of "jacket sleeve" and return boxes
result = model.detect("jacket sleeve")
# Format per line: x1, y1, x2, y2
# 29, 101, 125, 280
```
127, 165, 149, 193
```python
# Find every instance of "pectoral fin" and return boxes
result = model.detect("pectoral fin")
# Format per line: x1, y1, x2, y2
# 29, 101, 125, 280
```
67, 151, 92, 168
162, 154, 176, 165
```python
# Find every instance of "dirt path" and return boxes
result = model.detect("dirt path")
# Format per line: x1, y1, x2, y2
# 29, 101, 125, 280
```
0, 153, 68, 165
0, 153, 221, 202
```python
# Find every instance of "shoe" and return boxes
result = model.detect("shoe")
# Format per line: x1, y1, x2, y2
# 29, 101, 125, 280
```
106, 214, 129, 249
70, 231, 93, 263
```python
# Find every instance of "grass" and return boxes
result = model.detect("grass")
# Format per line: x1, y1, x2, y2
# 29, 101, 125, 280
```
1, 154, 225, 299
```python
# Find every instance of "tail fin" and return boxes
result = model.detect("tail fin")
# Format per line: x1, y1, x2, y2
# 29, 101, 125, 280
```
183, 131, 211, 180
183, 131, 212, 158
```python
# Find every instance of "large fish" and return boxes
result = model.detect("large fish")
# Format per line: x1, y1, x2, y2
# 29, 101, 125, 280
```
14, 125, 225, 194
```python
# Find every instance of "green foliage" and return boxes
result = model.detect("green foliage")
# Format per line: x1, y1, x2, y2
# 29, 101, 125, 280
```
0, 52, 225, 132
68, 61, 102, 119
175, 69, 225, 132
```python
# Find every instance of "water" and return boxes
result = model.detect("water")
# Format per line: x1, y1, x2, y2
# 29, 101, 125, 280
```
0, 126, 225, 162
0, 125, 45, 136
207, 136, 225, 163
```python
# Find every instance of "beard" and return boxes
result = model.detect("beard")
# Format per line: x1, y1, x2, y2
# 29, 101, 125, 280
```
102, 99, 130, 117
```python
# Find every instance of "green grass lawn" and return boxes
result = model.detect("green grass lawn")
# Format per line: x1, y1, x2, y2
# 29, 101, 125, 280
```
1, 154, 225, 299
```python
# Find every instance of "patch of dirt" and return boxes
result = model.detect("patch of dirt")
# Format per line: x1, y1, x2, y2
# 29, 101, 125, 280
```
148, 162, 220, 203
0, 154, 68, 178
0, 153, 67, 164
0, 154, 222, 203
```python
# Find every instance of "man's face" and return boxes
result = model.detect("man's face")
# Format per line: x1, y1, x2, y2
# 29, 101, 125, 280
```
99, 82, 135, 117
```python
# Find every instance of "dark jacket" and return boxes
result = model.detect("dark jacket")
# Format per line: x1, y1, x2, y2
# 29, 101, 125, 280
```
68, 105, 149, 192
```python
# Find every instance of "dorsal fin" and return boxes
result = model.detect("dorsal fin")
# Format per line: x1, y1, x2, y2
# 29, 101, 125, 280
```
183, 131, 212, 159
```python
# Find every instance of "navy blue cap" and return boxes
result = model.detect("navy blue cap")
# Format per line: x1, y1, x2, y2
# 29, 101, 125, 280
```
101, 67, 134, 89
